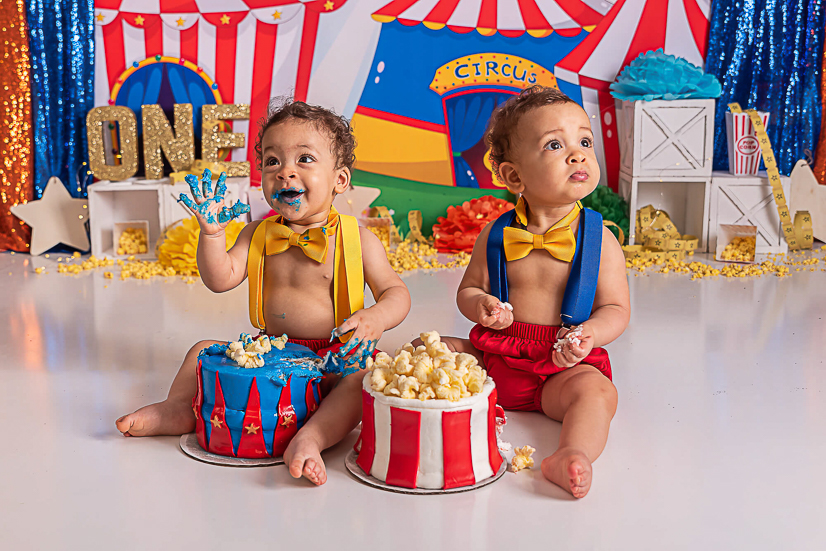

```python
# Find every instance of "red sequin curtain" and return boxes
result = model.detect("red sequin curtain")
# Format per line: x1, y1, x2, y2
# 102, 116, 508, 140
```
0, 0, 33, 252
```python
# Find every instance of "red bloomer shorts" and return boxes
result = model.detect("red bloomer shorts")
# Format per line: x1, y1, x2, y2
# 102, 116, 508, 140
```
469, 321, 612, 412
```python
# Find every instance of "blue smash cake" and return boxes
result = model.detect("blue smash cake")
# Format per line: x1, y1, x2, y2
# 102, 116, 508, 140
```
193, 334, 325, 458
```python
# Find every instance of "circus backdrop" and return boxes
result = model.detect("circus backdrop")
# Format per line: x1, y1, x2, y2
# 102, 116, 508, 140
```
91, 0, 711, 193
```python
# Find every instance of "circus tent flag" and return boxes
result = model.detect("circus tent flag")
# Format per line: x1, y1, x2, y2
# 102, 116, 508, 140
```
555, 0, 711, 191
354, 0, 615, 189
93, 0, 349, 185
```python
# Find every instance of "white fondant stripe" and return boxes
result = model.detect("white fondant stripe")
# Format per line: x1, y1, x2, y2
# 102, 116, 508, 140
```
416, 408, 444, 489
371, 397, 391, 481
470, 392, 493, 481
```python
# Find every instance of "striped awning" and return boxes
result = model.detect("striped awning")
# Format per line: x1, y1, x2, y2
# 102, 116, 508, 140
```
372, 0, 615, 38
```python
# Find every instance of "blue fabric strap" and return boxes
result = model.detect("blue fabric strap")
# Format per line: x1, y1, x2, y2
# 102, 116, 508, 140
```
485, 207, 602, 326
486, 209, 516, 304
560, 208, 603, 326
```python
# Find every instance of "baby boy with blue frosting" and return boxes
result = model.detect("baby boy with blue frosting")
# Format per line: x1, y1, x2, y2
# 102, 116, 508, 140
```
116, 99, 411, 486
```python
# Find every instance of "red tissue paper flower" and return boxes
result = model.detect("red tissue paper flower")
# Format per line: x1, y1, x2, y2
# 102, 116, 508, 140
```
433, 196, 515, 254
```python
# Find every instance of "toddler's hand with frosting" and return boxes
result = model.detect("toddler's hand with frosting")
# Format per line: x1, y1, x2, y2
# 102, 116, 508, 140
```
552, 324, 595, 368
477, 294, 514, 330
178, 170, 250, 236
331, 308, 383, 367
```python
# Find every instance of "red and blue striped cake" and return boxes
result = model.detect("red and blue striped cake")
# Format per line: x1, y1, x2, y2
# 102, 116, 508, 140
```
355, 375, 504, 490
193, 340, 324, 458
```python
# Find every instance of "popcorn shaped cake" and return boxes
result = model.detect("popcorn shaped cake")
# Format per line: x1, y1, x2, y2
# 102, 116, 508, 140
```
355, 332, 505, 490
193, 334, 325, 458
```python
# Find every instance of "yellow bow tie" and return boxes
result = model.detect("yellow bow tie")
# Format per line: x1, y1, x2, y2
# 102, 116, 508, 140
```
265, 220, 331, 263
503, 199, 581, 262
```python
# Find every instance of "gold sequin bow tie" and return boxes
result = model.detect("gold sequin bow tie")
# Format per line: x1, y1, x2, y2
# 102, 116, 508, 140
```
503, 202, 581, 262
265, 221, 330, 263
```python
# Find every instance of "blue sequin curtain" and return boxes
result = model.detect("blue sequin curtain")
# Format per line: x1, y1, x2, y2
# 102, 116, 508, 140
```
26, 1, 95, 198
706, 0, 824, 175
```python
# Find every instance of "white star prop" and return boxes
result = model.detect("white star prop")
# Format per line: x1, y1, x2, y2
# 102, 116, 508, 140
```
333, 185, 381, 218
10, 176, 90, 256
790, 159, 826, 243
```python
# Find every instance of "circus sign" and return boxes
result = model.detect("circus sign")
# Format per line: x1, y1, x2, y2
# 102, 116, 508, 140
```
430, 54, 559, 95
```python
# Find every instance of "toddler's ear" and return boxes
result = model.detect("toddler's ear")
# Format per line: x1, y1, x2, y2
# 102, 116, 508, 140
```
498, 162, 524, 195
334, 167, 351, 194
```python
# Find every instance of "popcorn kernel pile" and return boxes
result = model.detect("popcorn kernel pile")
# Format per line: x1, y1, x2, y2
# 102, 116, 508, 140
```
368, 331, 487, 401
368, 226, 471, 274
719, 236, 756, 262
226, 333, 288, 369
117, 227, 148, 256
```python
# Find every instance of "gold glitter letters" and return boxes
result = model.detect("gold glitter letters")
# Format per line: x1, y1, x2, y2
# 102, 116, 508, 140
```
201, 104, 250, 177
86, 106, 138, 181
141, 104, 195, 179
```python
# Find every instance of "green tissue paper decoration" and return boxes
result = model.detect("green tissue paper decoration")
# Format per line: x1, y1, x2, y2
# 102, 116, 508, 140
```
581, 185, 629, 245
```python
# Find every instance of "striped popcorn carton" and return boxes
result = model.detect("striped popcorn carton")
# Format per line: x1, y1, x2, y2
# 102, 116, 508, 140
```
725, 111, 770, 176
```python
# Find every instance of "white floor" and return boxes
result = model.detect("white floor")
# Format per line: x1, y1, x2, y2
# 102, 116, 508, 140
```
2, 249, 826, 550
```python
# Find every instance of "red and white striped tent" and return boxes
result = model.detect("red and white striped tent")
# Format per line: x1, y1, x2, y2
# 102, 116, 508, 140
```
555, 0, 712, 190
371, 0, 614, 37
93, 0, 349, 183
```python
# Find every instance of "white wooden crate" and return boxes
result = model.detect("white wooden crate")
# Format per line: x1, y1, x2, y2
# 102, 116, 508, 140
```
620, 172, 711, 252
88, 177, 250, 259
616, 99, 715, 178
709, 171, 792, 254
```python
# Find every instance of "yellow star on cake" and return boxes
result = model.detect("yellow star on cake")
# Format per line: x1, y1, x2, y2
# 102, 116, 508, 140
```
281, 413, 295, 427
211, 416, 223, 428
10, 176, 89, 256
245, 423, 260, 434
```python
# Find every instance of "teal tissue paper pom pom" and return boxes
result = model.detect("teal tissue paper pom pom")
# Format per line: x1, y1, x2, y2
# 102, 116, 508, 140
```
610, 49, 722, 102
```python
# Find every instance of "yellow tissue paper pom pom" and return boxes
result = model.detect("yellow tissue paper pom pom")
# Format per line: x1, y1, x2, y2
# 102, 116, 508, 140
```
157, 216, 245, 277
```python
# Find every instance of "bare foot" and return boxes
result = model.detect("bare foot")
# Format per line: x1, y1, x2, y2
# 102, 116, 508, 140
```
115, 399, 195, 437
540, 447, 593, 498
283, 433, 327, 486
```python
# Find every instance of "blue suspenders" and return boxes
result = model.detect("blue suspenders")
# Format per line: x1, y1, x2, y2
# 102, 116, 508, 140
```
486, 207, 603, 326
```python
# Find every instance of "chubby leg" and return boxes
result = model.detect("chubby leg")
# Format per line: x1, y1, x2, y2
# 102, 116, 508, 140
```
115, 340, 221, 437
538, 365, 617, 498
283, 369, 365, 486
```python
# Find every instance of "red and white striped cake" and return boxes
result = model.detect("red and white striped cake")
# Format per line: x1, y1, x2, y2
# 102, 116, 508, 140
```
355, 375, 504, 490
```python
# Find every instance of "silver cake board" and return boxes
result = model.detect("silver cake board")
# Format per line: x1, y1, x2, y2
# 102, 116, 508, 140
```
179, 433, 285, 467
345, 449, 506, 495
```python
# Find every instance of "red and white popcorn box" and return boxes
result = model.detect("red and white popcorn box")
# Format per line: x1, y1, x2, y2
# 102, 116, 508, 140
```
725, 111, 770, 175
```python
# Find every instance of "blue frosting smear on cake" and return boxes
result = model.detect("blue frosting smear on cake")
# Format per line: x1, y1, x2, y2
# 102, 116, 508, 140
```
198, 341, 324, 455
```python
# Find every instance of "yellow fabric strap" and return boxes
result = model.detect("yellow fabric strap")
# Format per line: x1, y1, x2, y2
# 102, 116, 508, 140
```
247, 207, 364, 337
503, 200, 581, 262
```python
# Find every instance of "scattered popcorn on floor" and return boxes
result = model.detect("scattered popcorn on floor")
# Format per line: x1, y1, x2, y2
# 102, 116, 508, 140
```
625, 248, 826, 279
34, 267, 45, 274
511, 445, 536, 472
368, 227, 470, 274
368, 331, 487, 401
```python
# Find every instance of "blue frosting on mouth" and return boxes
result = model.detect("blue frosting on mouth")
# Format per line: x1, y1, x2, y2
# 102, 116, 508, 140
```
272, 187, 305, 212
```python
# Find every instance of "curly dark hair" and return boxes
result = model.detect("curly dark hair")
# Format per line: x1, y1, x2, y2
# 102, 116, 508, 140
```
254, 97, 356, 172
486, 86, 580, 182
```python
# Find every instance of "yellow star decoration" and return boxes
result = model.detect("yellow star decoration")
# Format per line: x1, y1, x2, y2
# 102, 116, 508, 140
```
192, 406, 198, 419
134, 15, 145, 26
211, 415, 223, 429
176, 17, 185, 27
220, 14, 231, 25
281, 413, 295, 427
324, 1, 335, 11
96, 13, 105, 22
245, 423, 260, 434
272, 10, 282, 20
